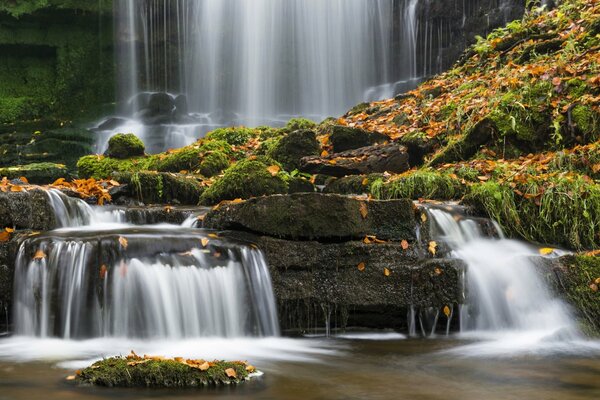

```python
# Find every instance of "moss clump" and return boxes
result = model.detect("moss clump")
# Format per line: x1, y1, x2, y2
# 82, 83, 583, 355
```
559, 255, 600, 335
153, 147, 202, 173
205, 127, 254, 146
199, 158, 288, 205
282, 117, 317, 133
199, 151, 230, 177
267, 129, 320, 170
571, 104, 599, 138
107, 133, 145, 159
77, 155, 151, 179
371, 170, 464, 201
75, 356, 251, 388
0, 162, 68, 184
323, 174, 384, 195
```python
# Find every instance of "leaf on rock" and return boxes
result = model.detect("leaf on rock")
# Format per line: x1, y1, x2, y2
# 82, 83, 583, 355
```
421, 213, 428, 223
443, 306, 451, 317
428, 241, 437, 256
539, 247, 554, 255
321, 150, 329, 157
33, 250, 46, 260
357, 262, 366, 272
201, 238, 210, 247
119, 236, 128, 249
384, 268, 391, 277
10, 185, 23, 192
0, 231, 10, 242
590, 283, 598, 292
18, 176, 28, 184
359, 202, 368, 219
99, 265, 107, 280
401, 240, 409, 250
225, 368, 237, 378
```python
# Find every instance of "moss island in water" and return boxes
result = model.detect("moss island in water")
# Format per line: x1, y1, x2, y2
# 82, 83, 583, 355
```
71, 352, 256, 388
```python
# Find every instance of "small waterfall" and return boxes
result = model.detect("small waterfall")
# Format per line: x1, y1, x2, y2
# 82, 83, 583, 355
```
427, 207, 578, 338
13, 231, 279, 339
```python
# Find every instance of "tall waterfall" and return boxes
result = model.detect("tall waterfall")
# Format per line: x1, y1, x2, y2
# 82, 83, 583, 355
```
426, 207, 578, 338
12, 190, 280, 339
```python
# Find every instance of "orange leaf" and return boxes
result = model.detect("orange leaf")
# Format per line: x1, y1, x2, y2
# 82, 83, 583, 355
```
267, 165, 281, 176
119, 236, 128, 249
225, 368, 237, 378
361, 177, 369, 186
18, 176, 28, 184
201, 238, 210, 247
10, 185, 23, 192
359, 202, 368, 219
428, 241, 437, 256
33, 250, 46, 260
0, 231, 10, 242
383, 268, 391, 277
401, 240, 409, 250
357, 262, 366, 272
321, 150, 329, 157
100, 265, 107, 279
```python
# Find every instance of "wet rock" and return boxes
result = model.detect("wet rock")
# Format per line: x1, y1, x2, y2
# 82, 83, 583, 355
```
300, 143, 410, 177
113, 172, 205, 205
0, 163, 69, 184
328, 125, 388, 153
174, 95, 189, 116
0, 189, 56, 230
107, 133, 146, 159
97, 117, 128, 131
204, 193, 417, 241
148, 92, 175, 116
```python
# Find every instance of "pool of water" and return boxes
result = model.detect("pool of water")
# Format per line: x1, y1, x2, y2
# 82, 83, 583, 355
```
1, 334, 599, 400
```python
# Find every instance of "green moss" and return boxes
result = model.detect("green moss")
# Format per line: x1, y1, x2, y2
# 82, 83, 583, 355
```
571, 105, 599, 137
566, 78, 588, 98
77, 155, 150, 179
283, 117, 317, 133
107, 133, 145, 159
199, 151, 230, 177
346, 102, 370, 116
560, 255, 600, 335
323, 174, 384, 195
153, 147, 202, 172
75, 356, 250, 388
0, 0, 113, 18
267, 129, 320, 170
370, 170, 464, 201
205, 127, 255, 146
0, 162, 67, 184
199, 158, 288, 205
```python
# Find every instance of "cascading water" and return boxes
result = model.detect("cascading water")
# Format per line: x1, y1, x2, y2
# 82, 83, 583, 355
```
426, 206, 579, 341
12, 190, 280, 340
98, 0, 522, 152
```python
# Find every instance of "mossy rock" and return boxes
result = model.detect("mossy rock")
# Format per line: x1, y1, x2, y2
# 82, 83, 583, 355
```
267, 129, 320, 170
428, 119, 497, 166
107, 133, 145, 159
199, 158, 288, 205
199, 151, 230, 177
0, 162, 68, 184
282, 118, 317, 133
287, 176, 315, 194
205, 127, 255, 146
115, 172, 205, 205
571, 104, 599, 139
77, 155, 150, 180
329, 125, 388, 153
323, 174, 385, 195
153, 147, 203, 173
75, 356, 251, 388
370, 170, 464, 201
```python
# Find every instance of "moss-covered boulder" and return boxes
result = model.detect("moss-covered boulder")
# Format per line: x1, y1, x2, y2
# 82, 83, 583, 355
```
205, 127, 254, 146
199, 151, 230, 177
282, 117, 317, 133
323, 174, 385, 195
74, 355, 254, 388
114, 172, 205, 205
268, 129, 320, 170
107, 133, 146, 159
371, 170, 465, 201
77, 155, 150, 180
199, 158, 288, 205
203, 193, 417, 241
328, 125, 388, 153
0, 162, 68, 184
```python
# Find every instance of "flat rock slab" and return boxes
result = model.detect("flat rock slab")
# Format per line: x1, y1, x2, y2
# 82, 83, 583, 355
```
0, 189, 56, 230
203, 193, 417, 241
300, 143, 410, 177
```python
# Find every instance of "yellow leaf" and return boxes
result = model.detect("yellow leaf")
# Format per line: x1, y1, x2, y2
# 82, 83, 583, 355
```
119, 236, 128, 249
434, 267, 443, 275
5, 227, 14, 233
539, 247, 554, 255
201, 238, 210, 247
0, 231, 10, 242
225, 368, 237, 378
357, 262, 366, 272
443, 306, 451, 317
10, 185, 23, 192
208, 233, 219, 239
33, 250, 46, 260
65, 375, 76, 381
321, 150, 329, 157
267, 165, 281, 176
383, 268, 391, 277
359, 202, 368, 219
428, 241, 437, 256
361, 177, 369, 186
421, 213, 427, 223
401, 240, 409, 250
595, 278, 600, 285
329, 159, 337, 165
245, 364, 256, 373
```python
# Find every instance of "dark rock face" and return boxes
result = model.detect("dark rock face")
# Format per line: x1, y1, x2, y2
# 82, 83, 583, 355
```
0, 163, 69, 185
328, 125, 388, 153
300, 143, 410, 177
0, 189, 56, 231
268, 129, 320, 170
0, 231, 31, 332
204, 193, 417, 241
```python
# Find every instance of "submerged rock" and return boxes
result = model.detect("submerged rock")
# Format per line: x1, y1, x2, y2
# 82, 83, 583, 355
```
204, 193, 417, 241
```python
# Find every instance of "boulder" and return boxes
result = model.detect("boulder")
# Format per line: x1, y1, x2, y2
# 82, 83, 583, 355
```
107, 133, 145, 159
0, 189, 56, 230
300, 143, 410, 177
147, 92, 175, 116
203, 193, 417, 241
328, 125, 388, 153
268, 129, 320, 170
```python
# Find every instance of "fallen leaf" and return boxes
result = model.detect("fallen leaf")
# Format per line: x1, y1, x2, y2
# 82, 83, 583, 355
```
421, 213, 428, 223
5, 227, 14, 233
428, 241, 437, 256
359, 202, 368, 219
267, 165, 281, 176
321, 150, 329, 157
363, 236, 372, 244
539, 247, 554, 255
10, 185, 23, 192
443, 306, 451, 317
18, 176, 28, 184
33, 250, 46, 260
434, 267, 443, 275
245, 364, 256, 373
595, 278, 600, 285
65, 375, 76, 381
357, 262, 366, 272
384, 268, 391, 277
590, 283, 598, 292
208, 233, 219, 239
225, 368, 237, 378
401, 240, 409, 250
119, 236, 128, 249
0, 231, 9, 242
99, 265, 107, 279
201, 238, 210, 247
231, 198, 244, 204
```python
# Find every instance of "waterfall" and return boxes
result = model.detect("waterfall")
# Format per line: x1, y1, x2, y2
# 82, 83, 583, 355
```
13, 190, 280, 339
426, 207, 578, 338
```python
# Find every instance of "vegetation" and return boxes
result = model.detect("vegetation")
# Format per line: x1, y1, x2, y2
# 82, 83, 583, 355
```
107, 133, 145, 159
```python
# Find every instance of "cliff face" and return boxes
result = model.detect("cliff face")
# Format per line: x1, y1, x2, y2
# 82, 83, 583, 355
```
0, 1, 114, 124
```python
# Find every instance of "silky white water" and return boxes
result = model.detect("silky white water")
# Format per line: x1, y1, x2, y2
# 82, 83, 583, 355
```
427, 207, 582, 354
